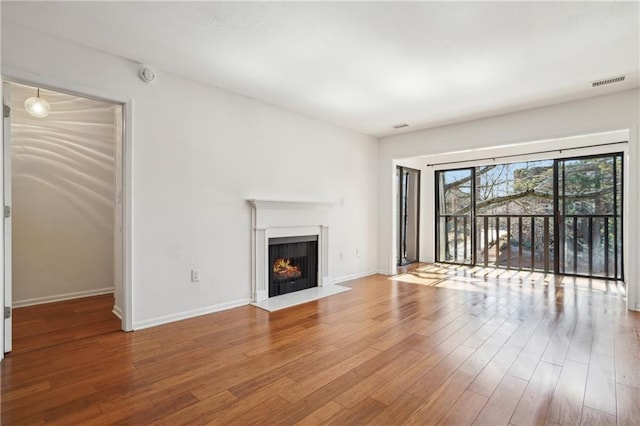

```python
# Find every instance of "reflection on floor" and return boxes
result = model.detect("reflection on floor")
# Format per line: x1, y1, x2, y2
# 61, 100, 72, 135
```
2, 269, 638, 424
9, 294, 120, 356
392, 263, 627, 297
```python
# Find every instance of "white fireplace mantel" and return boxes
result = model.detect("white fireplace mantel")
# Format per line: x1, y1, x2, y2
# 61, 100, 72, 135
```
248, 199, 335, 302
248, 199, 335, 210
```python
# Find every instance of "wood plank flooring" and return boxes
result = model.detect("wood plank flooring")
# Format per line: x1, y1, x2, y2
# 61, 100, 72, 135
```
9, 294, 121, 356
1, 265, 638, 425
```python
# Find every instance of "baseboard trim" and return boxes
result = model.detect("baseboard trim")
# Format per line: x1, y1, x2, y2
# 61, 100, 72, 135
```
133, 298, 251, 331
13, 287, 115, 308
255, 289, 268, 302
332, 270, 377, 284
112, 305, 123, 320
377, 269, 391, 276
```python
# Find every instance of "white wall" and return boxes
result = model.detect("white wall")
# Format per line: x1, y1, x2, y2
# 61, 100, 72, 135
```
10, 83, 116, 306
1, 22, 378, 328
379, 89, 640, 311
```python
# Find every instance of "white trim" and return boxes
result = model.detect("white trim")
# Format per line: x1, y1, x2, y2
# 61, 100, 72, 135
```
625, 123, 638, 312
332, 270, 378, 284
255, 289, 268, 302
13, 287, 115, 308
122, 99, 133, 331
1, 82, 7, 360
248, 199, 334, 302
133, 298, 251, 330
389, 160, 399, 275
112, 305, 123, 320
427, 139, 628, 171
400, 129, 630, 166
1, 67, 130, 104
1, 69, 135, 332
251, 285, 351, 312
377, 269, 391, 276
320, 275, 334, 286
247, 199, 335, 210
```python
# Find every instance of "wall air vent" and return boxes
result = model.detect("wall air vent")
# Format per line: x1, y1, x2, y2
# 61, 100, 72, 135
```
392, 123, 409, 129
591, 75, 625, 88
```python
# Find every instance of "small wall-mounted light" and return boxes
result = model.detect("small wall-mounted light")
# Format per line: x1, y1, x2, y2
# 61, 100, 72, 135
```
24, 88, 51, 118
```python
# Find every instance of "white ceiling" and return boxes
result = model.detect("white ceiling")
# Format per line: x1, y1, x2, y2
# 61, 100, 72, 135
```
3, 1, 639, 137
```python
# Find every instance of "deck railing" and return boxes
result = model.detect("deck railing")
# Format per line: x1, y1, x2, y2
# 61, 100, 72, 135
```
476, 214, 553, 273
557, 214, 621, 279
441, 213, 622, 279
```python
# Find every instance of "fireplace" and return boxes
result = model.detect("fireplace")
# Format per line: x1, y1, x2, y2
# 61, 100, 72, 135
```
248, 199, 333, 302
269, 236, 318, 297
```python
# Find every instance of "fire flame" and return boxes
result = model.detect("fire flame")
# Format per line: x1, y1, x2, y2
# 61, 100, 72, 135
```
273, 258, 301, 278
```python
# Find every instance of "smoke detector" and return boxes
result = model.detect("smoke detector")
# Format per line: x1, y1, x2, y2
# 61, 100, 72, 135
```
591, 75, 625, 88
139, 66, 157, 83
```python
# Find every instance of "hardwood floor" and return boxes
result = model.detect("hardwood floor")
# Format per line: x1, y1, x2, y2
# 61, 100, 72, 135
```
1, 265, 638, 425
9, 294, 121, 356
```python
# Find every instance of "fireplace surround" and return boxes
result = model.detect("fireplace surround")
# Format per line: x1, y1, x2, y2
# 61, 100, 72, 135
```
248, 199, 333, 302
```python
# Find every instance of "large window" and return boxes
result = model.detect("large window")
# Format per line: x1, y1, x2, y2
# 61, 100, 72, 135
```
436, 153, 623, 280
557, 155, 623, 279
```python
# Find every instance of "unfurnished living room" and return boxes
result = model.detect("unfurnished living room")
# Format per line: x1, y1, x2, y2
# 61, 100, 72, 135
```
1, 1, 639, 425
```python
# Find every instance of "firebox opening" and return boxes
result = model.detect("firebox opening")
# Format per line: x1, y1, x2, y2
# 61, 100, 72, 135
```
268, 235, 318, 297
273, 258, 302, 279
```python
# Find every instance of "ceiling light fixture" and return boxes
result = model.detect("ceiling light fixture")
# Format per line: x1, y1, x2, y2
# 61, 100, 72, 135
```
24, 88, 51, 118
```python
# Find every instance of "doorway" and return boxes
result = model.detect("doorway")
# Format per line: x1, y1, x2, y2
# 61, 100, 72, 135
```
397, 166, 420, 266
2, 80, 127, 355
435, 152, 624, 281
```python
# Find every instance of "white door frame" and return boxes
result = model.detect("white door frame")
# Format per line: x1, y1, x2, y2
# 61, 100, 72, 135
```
1, 68, 134, 360
2, 81, 13, 354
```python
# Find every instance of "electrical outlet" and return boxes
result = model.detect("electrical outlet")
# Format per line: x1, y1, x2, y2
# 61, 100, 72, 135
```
191, 268, 201, 282
356, 249, 360, 258
339, 251, 344, 261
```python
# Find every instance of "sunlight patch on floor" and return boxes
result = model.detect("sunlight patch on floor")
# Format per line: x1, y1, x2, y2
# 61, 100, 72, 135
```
389, 263, 625, 297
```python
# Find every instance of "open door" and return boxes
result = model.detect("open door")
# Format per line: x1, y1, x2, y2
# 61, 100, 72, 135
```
397, 166, 420, 266
3, 81, 12, 354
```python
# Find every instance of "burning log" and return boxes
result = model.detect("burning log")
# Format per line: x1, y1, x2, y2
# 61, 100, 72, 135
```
273, 258, 302, 279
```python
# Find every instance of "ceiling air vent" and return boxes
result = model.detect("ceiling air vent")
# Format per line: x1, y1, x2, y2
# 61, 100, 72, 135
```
591, 75, 625, 88
392, 123, 409, 129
